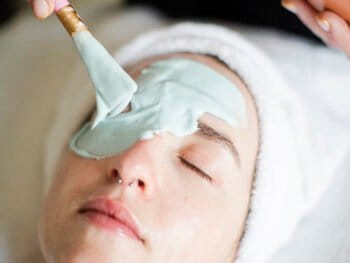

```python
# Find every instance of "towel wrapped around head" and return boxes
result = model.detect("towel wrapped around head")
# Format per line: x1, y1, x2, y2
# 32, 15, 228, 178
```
44, 22, 309, 263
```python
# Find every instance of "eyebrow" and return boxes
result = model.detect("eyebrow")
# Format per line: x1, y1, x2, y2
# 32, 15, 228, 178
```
196, 121, 241, 168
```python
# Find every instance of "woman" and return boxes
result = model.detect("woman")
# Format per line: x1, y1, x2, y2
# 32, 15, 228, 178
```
36, 17, 305, 262
39, 50, 260, 263
0, 0, 348, 262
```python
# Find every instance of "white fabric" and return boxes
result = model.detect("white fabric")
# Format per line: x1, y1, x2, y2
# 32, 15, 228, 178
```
239, 27, 350, 262
0, 4, 349, 263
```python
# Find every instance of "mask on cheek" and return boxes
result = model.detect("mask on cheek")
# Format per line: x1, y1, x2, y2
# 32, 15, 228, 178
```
69, 56, 247, 159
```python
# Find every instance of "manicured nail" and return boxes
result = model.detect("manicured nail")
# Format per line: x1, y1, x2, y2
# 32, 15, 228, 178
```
33, 0, 50, 19
282, 1, 297, 14
316, 17, 330, 32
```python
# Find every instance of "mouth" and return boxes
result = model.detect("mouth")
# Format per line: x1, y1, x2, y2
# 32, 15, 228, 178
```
78, 197, 144, 243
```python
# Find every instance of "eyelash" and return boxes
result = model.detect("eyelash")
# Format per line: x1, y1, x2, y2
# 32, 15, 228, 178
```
178, 156, 212, 183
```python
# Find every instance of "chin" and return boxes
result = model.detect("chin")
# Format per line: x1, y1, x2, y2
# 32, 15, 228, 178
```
38, 215, 146, 263
45, 235, 146, 263
57, 249, 115, 263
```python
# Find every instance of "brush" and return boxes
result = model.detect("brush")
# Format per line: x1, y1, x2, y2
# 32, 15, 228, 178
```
54, 0, 137, 128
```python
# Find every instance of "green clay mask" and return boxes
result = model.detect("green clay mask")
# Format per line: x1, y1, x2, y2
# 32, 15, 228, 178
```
70, 33, 247, 159
72, 31, 137, 128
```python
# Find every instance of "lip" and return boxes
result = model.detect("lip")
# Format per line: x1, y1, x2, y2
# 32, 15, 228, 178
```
78, 197, 143, 243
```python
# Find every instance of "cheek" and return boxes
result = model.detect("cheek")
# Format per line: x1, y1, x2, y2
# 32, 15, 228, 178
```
152, 187, 242, 262
151, 176, 238, 248
49, 155, 98, 210
39, 156, 99, 251
186, 189, 247, 258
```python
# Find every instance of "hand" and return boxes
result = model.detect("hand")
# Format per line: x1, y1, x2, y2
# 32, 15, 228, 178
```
281, 0, 350, 56
28, 0, 56, 20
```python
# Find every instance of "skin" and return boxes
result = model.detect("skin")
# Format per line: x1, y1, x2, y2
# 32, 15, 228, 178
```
281, 0, 350, 56
38, 52, 260, 263
28, 0, 55, 19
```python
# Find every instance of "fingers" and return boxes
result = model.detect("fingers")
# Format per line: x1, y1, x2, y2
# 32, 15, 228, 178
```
317, 11, 350, 54
282, 0, 326, 40
282, 0, 350, 56
30, 0, 55, 20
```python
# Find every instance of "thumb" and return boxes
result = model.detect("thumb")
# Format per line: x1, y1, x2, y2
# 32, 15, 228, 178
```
32, 0, 55, 20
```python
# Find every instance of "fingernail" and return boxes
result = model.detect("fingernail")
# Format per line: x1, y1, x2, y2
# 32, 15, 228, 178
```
316, 17, 330, 32
33, 0, 50, 19
282, 1, 297, 14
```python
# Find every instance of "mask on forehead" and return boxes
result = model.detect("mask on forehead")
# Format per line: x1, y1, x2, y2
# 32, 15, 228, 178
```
70, 57, 247, 159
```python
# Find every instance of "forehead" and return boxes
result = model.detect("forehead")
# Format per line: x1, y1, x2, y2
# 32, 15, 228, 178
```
124, 53, 259, 170
125, 52, 257, 130
125, 52, 254, 114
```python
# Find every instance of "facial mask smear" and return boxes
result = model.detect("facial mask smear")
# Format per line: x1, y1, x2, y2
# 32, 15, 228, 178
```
70, 58, 247, 159
72, 31, 137, 128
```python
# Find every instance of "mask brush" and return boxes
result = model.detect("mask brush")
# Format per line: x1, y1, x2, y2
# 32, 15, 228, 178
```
54, 0, 137, 128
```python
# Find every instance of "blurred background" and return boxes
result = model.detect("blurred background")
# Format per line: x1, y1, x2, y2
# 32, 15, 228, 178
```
1, 0, 320, 42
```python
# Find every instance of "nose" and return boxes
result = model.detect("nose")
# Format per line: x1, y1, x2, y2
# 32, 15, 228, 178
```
106, 136, 163, 197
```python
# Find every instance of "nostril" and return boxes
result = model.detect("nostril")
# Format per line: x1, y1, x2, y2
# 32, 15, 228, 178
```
109, 169, 146, 190
138, 180, 145, 189
110, 169, 120, 181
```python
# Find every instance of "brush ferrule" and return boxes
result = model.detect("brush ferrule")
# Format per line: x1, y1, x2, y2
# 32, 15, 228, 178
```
56, 5, 88, 35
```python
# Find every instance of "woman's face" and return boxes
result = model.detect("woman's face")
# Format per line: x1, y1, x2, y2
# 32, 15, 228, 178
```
38, 53, 259, 263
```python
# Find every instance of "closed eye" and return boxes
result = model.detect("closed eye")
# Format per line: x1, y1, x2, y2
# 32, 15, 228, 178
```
178, 156, 213, 183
